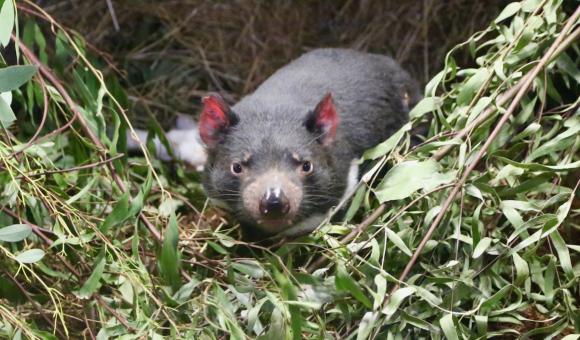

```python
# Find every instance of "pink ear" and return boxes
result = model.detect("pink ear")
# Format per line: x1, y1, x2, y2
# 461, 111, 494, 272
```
306, 93, 339, 146
199, 94, 235, 147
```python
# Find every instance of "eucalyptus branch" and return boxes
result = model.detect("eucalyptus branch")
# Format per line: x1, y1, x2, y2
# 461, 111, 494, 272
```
15, 36, 162, 241
383, 6, 580, 307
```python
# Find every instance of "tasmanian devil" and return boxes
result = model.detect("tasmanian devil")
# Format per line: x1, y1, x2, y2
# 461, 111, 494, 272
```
198, 48, 420, 238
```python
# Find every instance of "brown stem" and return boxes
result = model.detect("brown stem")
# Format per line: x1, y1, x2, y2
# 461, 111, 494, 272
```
384, 7, 580, 306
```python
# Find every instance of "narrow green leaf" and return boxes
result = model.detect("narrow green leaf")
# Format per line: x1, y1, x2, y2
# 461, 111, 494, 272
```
457, 68, 490, 106
15, 249, 45, 264
382, 287, 416, 317
0, 224, 32, 242
356, 312, 377, 340
494, 2, 521, 23
550, 231, 574, 280
159, 213, 181, 290
482, 285, 511, 312
384, 227, 412, 257
440, 314, 459, 340
374, 160, 455, 202
0, 95, 15, 128
77, 255, 106, 299
66, 177, 98, 205
232, 260, 265, 279
0, 0, 15, 47
512, 253, 529, 285
414, 286, 443, 306
0, 65, 39, 92
100, 191, 130, 233
363, 122, 411, 160
409, 97, 442, 119
473, 237, 492, 259
335, 265, 372, 309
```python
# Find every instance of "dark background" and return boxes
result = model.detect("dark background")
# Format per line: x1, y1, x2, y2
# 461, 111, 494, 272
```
39, 0, 508, 127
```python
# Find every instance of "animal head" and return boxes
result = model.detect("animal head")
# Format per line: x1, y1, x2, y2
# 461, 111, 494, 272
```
199, 93, 341, 234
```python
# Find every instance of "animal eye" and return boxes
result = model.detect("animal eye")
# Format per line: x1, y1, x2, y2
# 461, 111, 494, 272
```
231, 162, 243, 175
301, 161, 313, 174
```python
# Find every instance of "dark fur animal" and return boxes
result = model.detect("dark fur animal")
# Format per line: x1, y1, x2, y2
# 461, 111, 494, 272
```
199, 48, 420, 238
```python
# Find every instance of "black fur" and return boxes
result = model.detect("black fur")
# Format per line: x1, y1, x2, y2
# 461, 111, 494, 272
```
202, 48, 420, 237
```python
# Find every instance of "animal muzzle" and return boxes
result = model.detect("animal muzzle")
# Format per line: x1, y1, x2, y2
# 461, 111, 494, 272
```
259, 188, 290, 219
242, 170, 303, 232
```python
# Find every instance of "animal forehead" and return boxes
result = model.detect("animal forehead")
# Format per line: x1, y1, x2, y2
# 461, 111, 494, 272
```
228, 147, 311, 163
228, 128, 313, 154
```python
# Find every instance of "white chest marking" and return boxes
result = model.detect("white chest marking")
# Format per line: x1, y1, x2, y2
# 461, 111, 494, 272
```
339, 159, 359, 203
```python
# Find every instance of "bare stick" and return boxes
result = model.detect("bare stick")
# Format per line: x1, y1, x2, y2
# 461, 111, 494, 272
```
105, 0, 120, 31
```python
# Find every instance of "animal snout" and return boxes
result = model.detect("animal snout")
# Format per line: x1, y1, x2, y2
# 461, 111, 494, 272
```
259, 188, 290, 219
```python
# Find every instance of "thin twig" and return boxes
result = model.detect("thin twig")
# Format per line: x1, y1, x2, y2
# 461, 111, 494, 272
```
105, 0, 120, 31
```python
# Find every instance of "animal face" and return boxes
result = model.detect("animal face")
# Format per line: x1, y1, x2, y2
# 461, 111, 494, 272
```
199, 93, 340, 233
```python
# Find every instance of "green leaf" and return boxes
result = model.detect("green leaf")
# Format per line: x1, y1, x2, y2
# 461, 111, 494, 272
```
100, 191, 130, 233
440, 314, 459, 340
363, 122, 411, 160
482, 285, 511, 312
0, 65, 39, 93
384, 227, 412, 257
473, 237, 492, 259
512, 253, 529, 285
409, 97, 443, 119
425, 70, 445, 96
66, 176, 98, 205
494, 2, 521, 23
556, 52, 580, 84
356, 312, 377, 340
374, 159, 455, 202
550, 231, 574, 281
335, 265, 372, 309
0, 0, 14, 47
345, 185, 365, 221
232, 260, 265, 279
159, 212, 181, 290
0, 224, 32, 242
561, 335, 580, 340
0, 95, 15, 128
457, 68, 490, 106
77, 255, 106, 299
382, 286, 415, 318
494, 156, 580, 172
15, 249, 45, 264
414, 285, 443, 306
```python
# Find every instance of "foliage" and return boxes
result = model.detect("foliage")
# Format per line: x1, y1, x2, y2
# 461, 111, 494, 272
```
0, 0, 578, 339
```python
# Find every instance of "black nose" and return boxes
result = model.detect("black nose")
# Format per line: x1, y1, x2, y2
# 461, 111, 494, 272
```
259, 189, 290, 219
